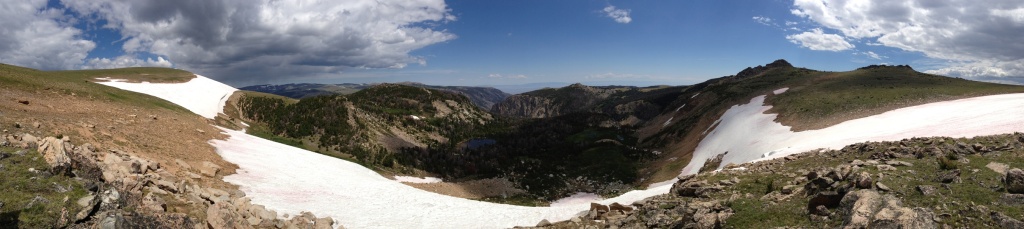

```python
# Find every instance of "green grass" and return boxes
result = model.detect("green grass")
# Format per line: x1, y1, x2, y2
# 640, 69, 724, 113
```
0, 147, 89, 228
765, 67, 1024, 129
0, 63, 194, 114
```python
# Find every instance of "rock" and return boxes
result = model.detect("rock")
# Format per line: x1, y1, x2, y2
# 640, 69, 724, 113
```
935, 169, 961, 183
206, 202, 249, 229
808, 191, 844, 216
609, 202, 633, 213
200, 161, 221, 177
781, 185, 799, 195
1006, 168, 1024, 194
20, 133, 38, 148
313, 217, 334, 229
991, 211, 1024, 229
855, 172, 873, 189
987, 162, 1009, 175
100, 188, 121, 210
814, 205, 830, 216
1001, 193, 1024, 205
175, 159, 192, 170
37, 137, 72, 174
32, 122, 41, 128
916, 185, 936, 196
876, 164, 897, 171
886, 161, 913, 167
838, 189, 934, 229
154, 179, 179, 193
972, 143, 989, 153
141, 192, 166, 212
876, 182, 890, 192
590, 203, 610, 213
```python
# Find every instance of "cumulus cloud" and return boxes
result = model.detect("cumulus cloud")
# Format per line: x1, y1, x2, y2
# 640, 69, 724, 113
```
860, 51, 885, 60
603, 5, 632, 24
487, 73, 528, 79
792, 0, 1024, 78
785, 28, 854, 51
84, 55, 173, 69
61, 0, 456, 85
0, 0, 95, 70
753, 16, 774, 26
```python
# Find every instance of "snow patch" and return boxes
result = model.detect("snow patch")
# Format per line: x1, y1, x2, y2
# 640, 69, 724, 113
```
773, 87, 789, 95
213, 127, 674, 228
681, 93, 1024, 176
675, 104, 686, 112
393, 176, 442, 184
96, 75, 237, 119
663, 117, 674, 127
549, 192, 602, 207
691, 93, 700, 98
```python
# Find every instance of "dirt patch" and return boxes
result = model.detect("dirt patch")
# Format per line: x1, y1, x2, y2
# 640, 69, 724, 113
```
0, 81, 238, 191
402, 178, 526, 199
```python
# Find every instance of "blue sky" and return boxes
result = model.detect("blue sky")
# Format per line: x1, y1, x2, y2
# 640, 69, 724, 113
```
2, 0, 1023, 89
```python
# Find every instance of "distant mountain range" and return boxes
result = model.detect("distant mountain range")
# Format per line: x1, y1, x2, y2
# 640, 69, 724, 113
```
240, 82, 510, 109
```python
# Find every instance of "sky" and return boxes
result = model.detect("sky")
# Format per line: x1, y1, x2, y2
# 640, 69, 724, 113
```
1, 0, 1023, 88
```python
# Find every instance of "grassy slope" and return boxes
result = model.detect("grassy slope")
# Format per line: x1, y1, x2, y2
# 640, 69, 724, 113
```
0, 147, 89, 228
643, 65, 1024, 186
0, 63, 195, 113
767, 67, 1024, 130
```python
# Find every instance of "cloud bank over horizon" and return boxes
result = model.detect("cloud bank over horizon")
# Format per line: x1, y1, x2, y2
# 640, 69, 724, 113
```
790, 0, 1024, 81
1, 0, 456, 85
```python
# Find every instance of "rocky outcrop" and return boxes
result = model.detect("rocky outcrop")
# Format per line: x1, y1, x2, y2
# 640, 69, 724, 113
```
735, 59, 793, 79
36, 136, 72, 175
2, 132, 338, 228
838, 189, 934, 228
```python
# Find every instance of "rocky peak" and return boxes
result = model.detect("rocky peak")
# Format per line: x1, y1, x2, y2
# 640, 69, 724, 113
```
736, 59, 794, 78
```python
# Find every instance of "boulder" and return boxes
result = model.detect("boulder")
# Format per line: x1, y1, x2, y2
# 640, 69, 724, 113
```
536, 219, 552, 227
916, 185, 936, 196
314, 217, 335, 229
1006, 168, 1024, 194
991, 211, 1024, 229
935, 169, 960, 183
207, 202, 250, 229
854, 172, 873, 189
200, 161, 221, 177
141, 192, 166, 212
838, 189, 934, 229
37, 137, 72, 174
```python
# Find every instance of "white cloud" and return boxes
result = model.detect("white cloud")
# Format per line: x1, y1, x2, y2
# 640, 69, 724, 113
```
61, 0, 456, 85
792, 0, 1024, 78
785, 28, 854, 51
603, 5, 632, 24
785, 21, 799, 26
83, 55, 173, 69
752, 16, 774, 26
487, 74, 528, 79
860, 51, 885, 60
0, 0, 95, 70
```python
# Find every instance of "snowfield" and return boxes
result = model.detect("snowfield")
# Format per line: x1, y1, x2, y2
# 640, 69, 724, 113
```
97, 75, 671, 228
682, 89, 1024, 175
97, 76, 1024, 228
96, 75, 238, 119
393, 176, 443, 183
213, 127, 670, 228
